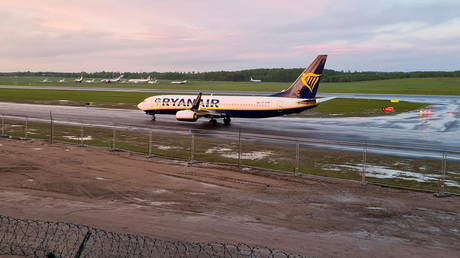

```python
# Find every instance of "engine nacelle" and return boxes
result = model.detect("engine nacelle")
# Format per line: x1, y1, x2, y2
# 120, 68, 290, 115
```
176, 110, 198, 121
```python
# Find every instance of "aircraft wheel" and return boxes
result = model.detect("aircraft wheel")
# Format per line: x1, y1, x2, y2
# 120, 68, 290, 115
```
209, 119, 218, 126
151, 115, 156, 121
223, 117, 231, 125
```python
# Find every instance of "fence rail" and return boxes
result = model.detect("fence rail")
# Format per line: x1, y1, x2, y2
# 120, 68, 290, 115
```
0, 215, 302, 258
1, 113, 459, 195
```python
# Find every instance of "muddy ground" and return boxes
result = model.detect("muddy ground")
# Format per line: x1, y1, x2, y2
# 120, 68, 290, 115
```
0, 137, 459, 257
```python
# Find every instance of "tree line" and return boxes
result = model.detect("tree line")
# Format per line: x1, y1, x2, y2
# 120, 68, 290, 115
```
1, 69, 459, 83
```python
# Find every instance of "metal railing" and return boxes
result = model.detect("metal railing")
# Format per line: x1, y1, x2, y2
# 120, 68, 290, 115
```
1, 113, 459, 196
0, 215, 302, 258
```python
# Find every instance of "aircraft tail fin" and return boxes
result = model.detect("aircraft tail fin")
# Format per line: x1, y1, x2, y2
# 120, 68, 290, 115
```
272, 55, 327, 99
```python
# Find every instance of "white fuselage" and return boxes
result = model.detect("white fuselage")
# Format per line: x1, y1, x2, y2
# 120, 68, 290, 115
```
170, 80, 187, 84
138, 95, 316, 118
128, 77, 151, 84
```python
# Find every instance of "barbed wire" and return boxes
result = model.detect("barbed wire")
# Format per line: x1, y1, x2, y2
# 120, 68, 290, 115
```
0, 215, 304, 258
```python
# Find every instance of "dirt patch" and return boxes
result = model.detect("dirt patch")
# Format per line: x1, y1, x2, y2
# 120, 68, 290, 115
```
0, 138, 459, 257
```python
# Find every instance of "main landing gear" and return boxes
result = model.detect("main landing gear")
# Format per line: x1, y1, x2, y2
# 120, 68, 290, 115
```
151, 115, 156, 121
209, 119, 218, 126
207, 117, 231, 126
223, 116, 231, 126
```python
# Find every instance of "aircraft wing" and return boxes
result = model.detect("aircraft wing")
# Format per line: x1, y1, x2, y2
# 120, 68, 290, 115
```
190, 92, 223, 118
195, 109, 222, 117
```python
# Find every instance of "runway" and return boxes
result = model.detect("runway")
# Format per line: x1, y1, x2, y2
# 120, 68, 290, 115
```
0, 93, 459, 152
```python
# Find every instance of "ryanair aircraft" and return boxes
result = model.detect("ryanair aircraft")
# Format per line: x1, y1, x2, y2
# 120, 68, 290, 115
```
137, 55, 332, 125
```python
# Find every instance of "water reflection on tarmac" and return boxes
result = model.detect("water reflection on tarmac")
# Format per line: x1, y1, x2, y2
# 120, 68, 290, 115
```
246, 94, 460, 150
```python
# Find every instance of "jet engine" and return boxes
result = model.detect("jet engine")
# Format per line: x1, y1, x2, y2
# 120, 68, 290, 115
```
176, 110, 198, 121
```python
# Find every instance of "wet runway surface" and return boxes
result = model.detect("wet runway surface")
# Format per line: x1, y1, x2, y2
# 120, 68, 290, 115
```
0, 94, 459, 151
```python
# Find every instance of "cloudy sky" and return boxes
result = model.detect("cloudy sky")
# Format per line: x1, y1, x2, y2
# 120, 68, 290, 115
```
0, 0, 459, 72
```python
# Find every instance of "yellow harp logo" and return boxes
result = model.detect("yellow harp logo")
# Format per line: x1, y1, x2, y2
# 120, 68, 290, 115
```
301, 73, 321, 92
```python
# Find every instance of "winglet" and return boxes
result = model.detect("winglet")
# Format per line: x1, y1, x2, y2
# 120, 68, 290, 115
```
191, 92, 202, 110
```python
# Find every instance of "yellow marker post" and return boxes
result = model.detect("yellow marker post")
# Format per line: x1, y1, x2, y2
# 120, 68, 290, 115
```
390, 99, 400, 103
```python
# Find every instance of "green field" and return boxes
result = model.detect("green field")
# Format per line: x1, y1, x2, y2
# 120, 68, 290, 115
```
0, 88, 427, 117
0, 76, 459, 95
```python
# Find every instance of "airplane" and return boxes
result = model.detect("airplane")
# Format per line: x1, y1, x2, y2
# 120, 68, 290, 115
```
250, 77, 262, 83
148, 79, 159, 84
84, 79, 95, 83
137, 55, 333, 126
74, 76, 83, 83
128, 76, 152, 84
41, 78, 49, 83
170, 80, 187, 84
100, 74, 124, 83
58, 79, 65, 83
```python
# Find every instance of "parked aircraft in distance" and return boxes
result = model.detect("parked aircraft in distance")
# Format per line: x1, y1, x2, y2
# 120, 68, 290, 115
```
100, 74, 124, 83
138, 55, 333, 125
74, 76, 83, 83
170, 80, 187, 84
128, 76, 153, 84
250, 77, 262, 83
58, 79, 65, 83
84, 79, 95, 83
148, 79, 159, 84
41, 78, 49, 83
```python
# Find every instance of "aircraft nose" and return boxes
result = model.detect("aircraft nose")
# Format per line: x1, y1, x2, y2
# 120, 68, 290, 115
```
137, 101, 147, 110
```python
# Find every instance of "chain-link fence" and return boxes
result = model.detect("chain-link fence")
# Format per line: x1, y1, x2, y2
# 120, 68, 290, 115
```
0, 215, 303, 258
1, 113, 459, 195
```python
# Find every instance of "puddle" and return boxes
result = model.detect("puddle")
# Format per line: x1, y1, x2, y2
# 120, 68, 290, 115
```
63, 136, 93, 141
324, 164, 460, 187
154, 145, 179, 150
205, 147, 273, 160
152, 189, 168, 194
200, 182, 221, 188
205, 147, 233, 153
132, 198, 176, 206
367, 207, 386, 211
150, 201, 176, 206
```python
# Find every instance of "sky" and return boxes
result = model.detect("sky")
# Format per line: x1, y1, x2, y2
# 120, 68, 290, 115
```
0, 0, 459, 72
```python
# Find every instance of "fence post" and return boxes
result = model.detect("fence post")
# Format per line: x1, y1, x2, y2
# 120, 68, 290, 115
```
294, 141, 299, 176
238, 128, 242, 169
49, 112, 54, 144
439, 152, 447, 195
148, 128, 153, 157
1, 114, 5, 136
361, 143, 367, 185
190, 132, 195, 165
80, 122, 84, 146
74, 231, 92, 258
24, 116, 28, 138
111, 124, 116, 150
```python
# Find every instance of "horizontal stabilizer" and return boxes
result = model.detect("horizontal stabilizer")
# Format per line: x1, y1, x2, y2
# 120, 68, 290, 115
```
316, 97, 336, 103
